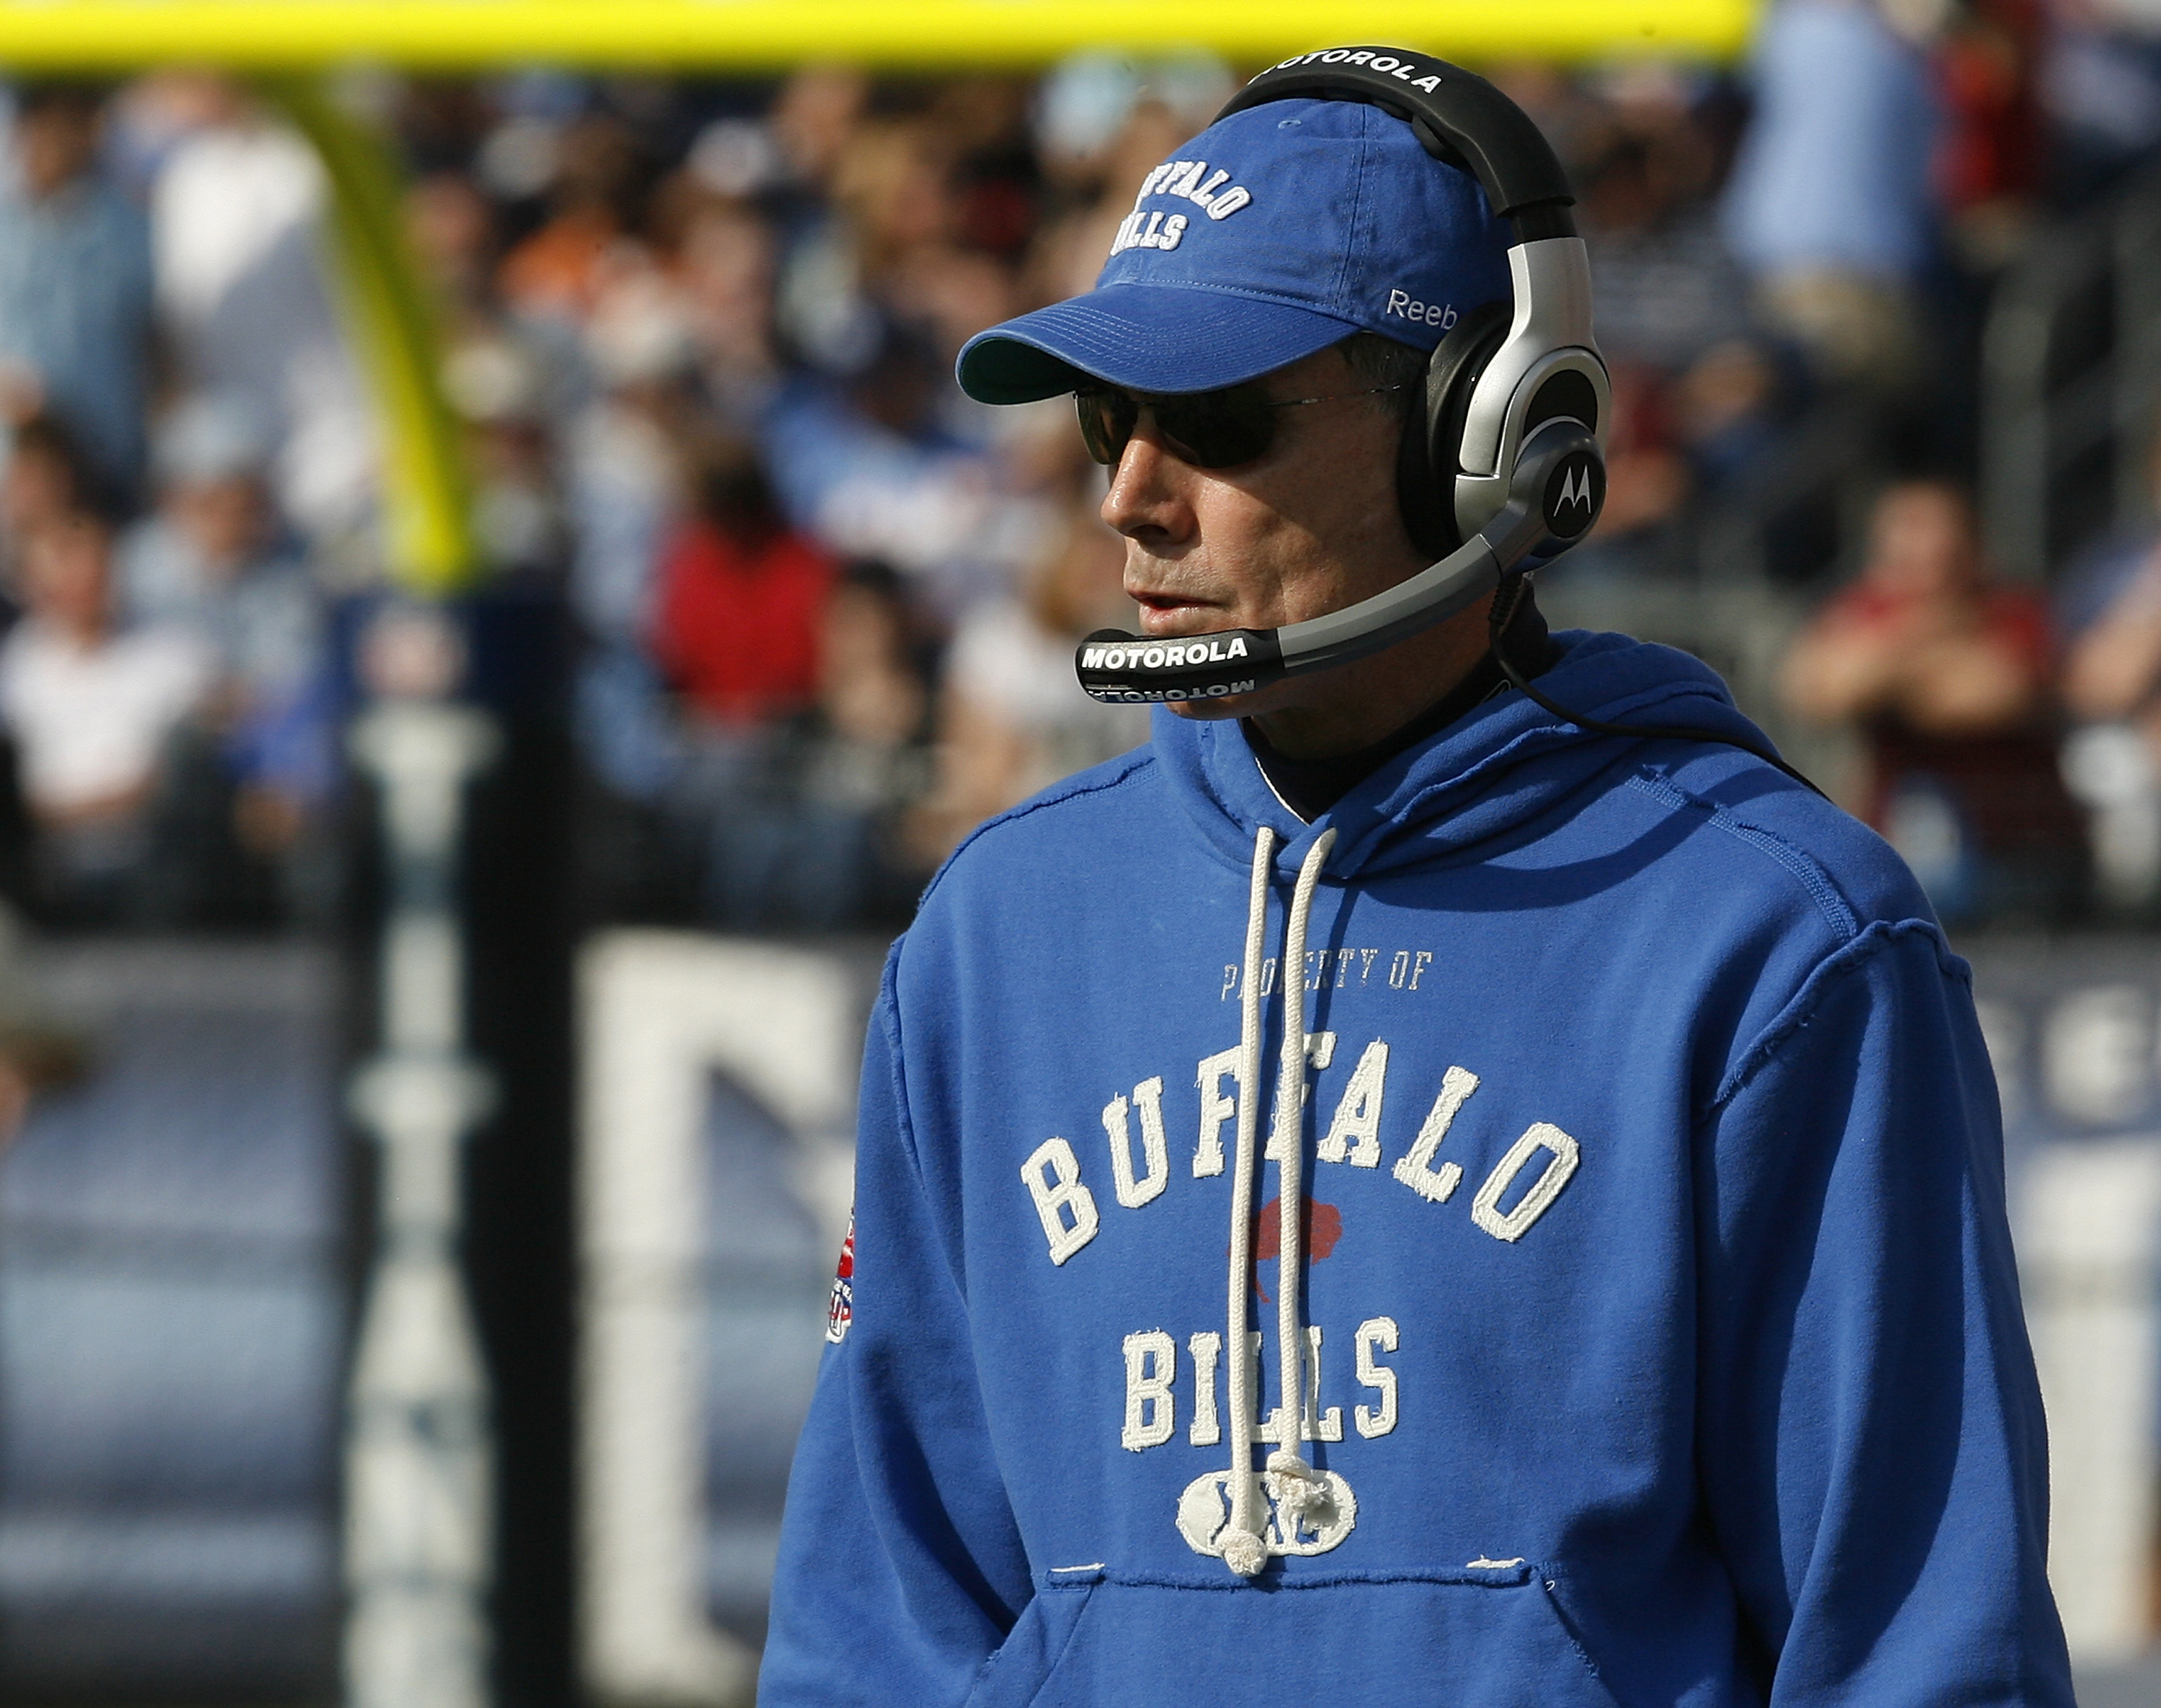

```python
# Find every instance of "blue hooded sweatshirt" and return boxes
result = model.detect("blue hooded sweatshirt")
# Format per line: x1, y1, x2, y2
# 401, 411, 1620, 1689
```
761, 631, 2072, 1708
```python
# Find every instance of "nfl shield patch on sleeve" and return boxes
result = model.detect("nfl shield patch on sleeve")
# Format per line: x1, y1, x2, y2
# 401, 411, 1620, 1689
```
826, 1211, 854, 1344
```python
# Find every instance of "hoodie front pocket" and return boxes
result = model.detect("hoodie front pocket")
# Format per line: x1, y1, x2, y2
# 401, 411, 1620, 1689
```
980, 1569, 1624, 1708
962, 1575, 1098, 1708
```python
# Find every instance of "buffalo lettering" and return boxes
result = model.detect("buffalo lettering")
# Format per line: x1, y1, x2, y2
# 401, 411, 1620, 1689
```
1021, 1041, 1583, 1264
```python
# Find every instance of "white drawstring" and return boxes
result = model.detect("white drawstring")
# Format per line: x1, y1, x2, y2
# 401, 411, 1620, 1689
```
1220, 825, 1274, 1577
1218, 825, 1336, 1578
1268, 830, 1336, 1532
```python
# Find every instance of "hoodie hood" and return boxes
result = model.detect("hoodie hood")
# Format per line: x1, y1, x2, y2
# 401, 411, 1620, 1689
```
1153, 628, 1776, 880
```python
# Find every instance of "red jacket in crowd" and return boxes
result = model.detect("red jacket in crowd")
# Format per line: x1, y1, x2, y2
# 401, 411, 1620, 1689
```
653, 519, 836, 726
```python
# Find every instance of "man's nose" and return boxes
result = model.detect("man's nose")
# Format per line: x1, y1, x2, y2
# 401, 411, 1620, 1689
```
1100, 418, 1195, 545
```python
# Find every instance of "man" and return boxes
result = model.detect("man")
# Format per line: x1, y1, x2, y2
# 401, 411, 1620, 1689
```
0, 81, 156, 496
763, 63, 2070, 1707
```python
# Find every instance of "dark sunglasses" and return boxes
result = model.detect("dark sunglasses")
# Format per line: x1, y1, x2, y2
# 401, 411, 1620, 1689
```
1074, 380, 1408, 471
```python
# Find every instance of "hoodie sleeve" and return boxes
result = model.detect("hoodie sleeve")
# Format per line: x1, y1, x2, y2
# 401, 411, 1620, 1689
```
759, 951, 1032, 1707
1695, 919, 2072, 1707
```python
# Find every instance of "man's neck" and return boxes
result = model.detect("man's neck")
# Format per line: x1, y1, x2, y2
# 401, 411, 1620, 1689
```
1244, 593, 1501, 761
1243, 587, 1557, 822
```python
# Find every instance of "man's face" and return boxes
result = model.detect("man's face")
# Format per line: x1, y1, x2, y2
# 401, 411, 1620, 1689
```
1098, 344, 1428, 723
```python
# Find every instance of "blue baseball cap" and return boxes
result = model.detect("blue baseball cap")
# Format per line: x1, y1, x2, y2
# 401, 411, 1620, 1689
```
957, 96, 1512, 403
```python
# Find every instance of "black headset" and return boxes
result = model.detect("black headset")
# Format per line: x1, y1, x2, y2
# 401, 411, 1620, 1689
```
1073, 46, 1824, 797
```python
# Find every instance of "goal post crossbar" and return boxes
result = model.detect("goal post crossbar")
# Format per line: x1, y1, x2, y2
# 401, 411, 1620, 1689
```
0, 0, 1754, 71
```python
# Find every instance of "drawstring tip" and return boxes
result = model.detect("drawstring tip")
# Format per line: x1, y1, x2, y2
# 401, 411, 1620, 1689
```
1222, 1527, 1268, 1576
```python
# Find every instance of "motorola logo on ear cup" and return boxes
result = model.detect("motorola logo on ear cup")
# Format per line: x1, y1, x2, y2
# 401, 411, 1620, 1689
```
1542, 452, 1604, 538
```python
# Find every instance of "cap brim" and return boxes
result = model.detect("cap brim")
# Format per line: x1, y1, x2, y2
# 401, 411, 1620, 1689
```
957, 283, 1361, 403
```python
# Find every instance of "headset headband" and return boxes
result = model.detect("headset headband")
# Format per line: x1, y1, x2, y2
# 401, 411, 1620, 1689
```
1216, 50, 1576, 238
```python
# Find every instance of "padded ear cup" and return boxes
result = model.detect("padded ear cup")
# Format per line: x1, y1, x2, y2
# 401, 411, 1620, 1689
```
1395, 301, 1510, 559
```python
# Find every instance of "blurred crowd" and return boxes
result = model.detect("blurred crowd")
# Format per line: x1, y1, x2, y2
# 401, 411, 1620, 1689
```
0, 0, 2159, 934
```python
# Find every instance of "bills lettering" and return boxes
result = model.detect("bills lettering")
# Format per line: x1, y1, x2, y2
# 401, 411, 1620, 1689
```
1119, 1315, 1395, 1452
